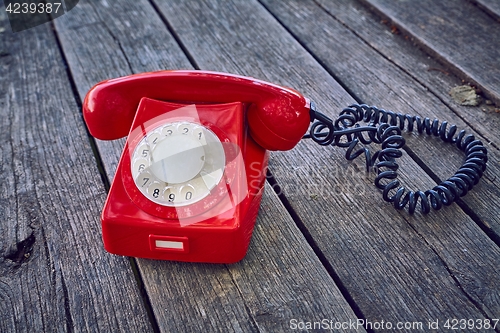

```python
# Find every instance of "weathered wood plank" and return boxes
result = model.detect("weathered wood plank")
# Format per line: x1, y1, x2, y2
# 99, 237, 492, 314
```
359, 0, 500, 106
471, 0, 500, 20
312, 0, 500, 149
261, 0, 500, 319
151, 0, 500, 325
298, 0, 500, 242
54, 0, 363, 331
0, 12, 152, 333
143, 183, 364, 332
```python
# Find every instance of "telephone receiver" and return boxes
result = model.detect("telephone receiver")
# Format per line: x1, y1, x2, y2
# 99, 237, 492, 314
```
83, 70, 312, 263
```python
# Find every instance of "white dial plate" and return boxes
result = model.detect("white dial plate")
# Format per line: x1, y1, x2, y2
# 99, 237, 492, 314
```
131, 121, 225, 207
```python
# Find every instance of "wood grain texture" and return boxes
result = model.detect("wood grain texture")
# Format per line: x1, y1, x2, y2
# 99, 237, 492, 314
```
0, 12, 152, 333
153, 0, 500, 327
261, 0, 500, 319
359, 0, 500, 107
292, 0, 500, 242
471, 0, 500, 20
312, 0, 500, 148
142, 183, 366, 332
54, 0, 362, 331
259, 0, 500, 242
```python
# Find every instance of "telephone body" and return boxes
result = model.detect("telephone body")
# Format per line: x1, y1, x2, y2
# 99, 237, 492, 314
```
83, 70, 311, 263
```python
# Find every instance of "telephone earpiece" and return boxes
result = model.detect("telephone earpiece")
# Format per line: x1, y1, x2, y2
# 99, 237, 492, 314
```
83, 70, 311, 150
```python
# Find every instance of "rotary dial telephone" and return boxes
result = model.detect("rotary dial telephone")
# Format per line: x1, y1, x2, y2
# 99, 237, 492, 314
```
84, 70, 487, 263
83, 70, 311, 263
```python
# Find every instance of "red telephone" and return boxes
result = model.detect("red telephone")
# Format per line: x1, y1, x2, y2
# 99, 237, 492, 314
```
83, 70, 311, 263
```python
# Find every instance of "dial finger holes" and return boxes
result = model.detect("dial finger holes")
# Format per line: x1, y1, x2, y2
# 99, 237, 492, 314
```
137, 144, 150, 159
180, 185, 195, 202
161, 124, 175, 137
148, 132, 161, 146
131, 121, 225, 207
164, 187, 176, 203
148, 182, 164, 200
133, 158, 150, 178
178, 123, 194, 136
193, 126, 206, 145
136, 171, 153, 188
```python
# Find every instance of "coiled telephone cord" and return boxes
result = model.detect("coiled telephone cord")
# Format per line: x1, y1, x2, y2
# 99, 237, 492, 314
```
303, 103, 488, 214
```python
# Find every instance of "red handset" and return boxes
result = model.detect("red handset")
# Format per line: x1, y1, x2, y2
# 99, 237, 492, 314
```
83, 70, 311, 263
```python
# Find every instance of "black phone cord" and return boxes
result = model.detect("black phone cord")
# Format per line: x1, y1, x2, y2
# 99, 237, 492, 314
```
303, 103, 488, 214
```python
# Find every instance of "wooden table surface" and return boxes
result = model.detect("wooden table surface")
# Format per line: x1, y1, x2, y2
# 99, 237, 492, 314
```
1, 0, 500, 332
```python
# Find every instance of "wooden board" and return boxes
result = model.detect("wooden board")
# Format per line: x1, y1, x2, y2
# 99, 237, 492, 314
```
309, 0, 500, 151
471, 0, 500, 20
261, 0, 500, 319
4, 0, 496, 330
310, 0, 500, 147
0, 15, 152, 333
153, 0, 500, 326
303, 0, 500, 241
141, 183, 365, 332
259, 0, 500, 241
360, 0, 500, 106
54, 0, 363, 331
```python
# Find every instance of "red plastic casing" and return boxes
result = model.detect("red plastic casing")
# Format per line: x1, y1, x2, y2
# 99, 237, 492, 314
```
82, 70, 310, 263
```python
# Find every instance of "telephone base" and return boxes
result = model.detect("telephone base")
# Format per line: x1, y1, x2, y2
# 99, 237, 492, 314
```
99, 98, 269, 263
101, 163, 265, 263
